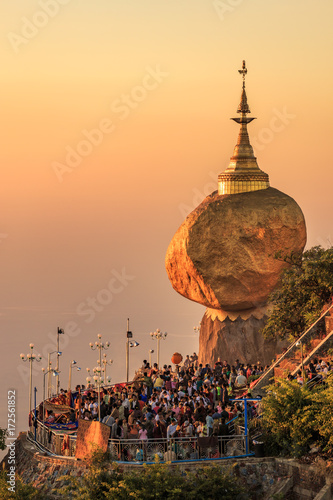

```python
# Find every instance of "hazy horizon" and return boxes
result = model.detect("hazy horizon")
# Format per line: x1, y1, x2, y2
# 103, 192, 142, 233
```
1, 0, 332, 446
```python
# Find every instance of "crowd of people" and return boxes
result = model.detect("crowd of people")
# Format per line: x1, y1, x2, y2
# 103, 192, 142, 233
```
49, 354, 265, 441
290, 358, 332, 386
41, 351, 332, 437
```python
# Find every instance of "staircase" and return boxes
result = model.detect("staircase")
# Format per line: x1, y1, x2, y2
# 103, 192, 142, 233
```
252, 304, 333, 396
291, 329, 333, 377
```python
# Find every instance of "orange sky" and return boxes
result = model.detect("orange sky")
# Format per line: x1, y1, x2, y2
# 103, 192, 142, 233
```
1, 0, 333, 435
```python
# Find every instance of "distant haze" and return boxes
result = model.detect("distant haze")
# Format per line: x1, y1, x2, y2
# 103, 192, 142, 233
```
0, 0, 332, 445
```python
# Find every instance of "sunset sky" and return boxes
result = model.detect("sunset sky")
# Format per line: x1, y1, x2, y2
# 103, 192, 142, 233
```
1, 0, 332, 435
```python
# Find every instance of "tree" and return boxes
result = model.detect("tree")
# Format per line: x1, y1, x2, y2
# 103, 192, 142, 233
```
262, 246, 333, 340
260, 376, 333, 457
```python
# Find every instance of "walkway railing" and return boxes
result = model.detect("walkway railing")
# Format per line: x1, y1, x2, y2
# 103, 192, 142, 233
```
252, 304, 333, 395
29, 420, 250, 462
108, 435, 247, 463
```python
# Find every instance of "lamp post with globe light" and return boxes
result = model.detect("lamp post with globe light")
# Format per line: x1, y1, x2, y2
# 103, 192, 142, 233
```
20, 344, 42, 418
56, 327, 64, 394
125, 319, 140, 382
42, 368, 59, 425
193, 323, 201, 334
68, 360, 81, 392
89, 334, 110, 370
47, 350, 62, 398
87, 366, 103, 420
98, 354, 113, 386
150, 329, 167, 369
89, 334, 110, 419
149, 349, 154, 369
296, 340, 305, 382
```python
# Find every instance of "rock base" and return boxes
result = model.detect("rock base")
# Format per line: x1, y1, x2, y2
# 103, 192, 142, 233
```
198, 308, 287, 367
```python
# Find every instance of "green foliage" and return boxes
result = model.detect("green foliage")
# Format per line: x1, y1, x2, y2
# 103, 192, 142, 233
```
0, 428, 8, 451
57, 461, 248, 500
59, 449, 121, 500
0, 470, 42, 499
260, 376, 333, 457
262, 246, 333, 340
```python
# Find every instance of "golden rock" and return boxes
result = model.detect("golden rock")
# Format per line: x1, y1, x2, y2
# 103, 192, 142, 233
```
165, 187, 306, 311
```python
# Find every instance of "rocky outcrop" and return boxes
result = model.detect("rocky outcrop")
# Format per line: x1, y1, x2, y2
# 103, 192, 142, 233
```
166, 187, 306, 311
198, 308, 287, 367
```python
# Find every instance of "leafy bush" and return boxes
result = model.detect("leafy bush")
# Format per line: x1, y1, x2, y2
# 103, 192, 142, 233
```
0, 470, 41, 500
57, 457, 248, 499
260, 376, 333, 457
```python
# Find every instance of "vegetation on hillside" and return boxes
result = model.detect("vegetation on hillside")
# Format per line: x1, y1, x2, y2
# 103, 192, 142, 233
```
262, 246, 333, 341
259, 375, 333, 457
58, 450, 248, 499
0, 428, 8, 451
0, 470, 41, 500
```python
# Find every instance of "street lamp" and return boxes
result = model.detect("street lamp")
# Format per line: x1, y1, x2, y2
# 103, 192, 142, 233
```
125, 318, 140, 383
47, 350, 62, 398
89, 334, 110, 369
20, 344, 42, 418
56, 327, 64, 394
149, 349, 154, 368
42, 368, 59, 425
93, 366, 103, 421
100, 353, 113, 386
193, 323, 201, 334
150, 329, 167, 368
68, 360, 81, 392
296, 340, 305, 382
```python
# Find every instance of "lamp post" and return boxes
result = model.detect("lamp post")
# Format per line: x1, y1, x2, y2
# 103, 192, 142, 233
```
20, 344, 42, 418
42, 368, 59, 425
89, 334, 110, 370
89, 334, 110, 419
87, 366, 105, 420
94, 366, 102, 421
149, 349, 154, 368
193, 323, 201, 334
56, 327, 64, 394
150, 329, 167, 369
47, 350, 62, 398
125, 319, 140, 382
296, 340, 305, 382
100, 353, 113, 386
68, 360, 81, 392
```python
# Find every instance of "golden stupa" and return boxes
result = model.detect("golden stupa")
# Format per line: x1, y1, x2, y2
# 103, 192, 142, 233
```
218, 61, 270, 195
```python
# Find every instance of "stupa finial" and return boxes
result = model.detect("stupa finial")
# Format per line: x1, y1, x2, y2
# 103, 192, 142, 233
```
217, 61, 270, 195
236, 60, 251, 116
238, 60, 247, 86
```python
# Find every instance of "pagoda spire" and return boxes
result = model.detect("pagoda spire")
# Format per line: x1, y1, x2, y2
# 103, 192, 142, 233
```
218, 61, 270, 195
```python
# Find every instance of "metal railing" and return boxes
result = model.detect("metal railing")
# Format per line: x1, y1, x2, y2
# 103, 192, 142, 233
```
108, 435, 247, 463
252, 304, 333, 394
29, 419, 249, 462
